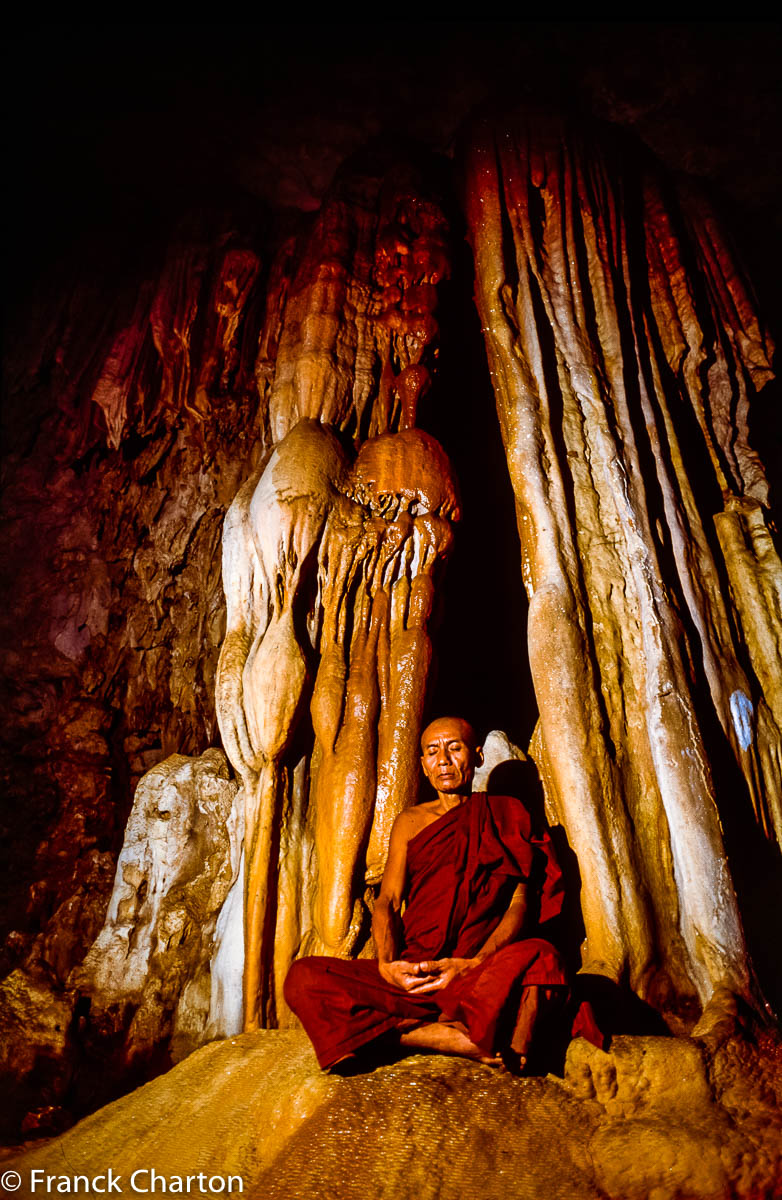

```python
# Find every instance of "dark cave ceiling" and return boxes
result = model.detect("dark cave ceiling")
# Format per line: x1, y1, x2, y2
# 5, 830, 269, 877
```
5, 21, 779, 519
4, 22, 781, 299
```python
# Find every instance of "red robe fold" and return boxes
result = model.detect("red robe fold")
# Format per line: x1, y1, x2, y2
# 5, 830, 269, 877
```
284, 793, 570, 1070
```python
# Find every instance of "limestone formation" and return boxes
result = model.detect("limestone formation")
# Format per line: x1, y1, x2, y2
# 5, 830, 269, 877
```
6, 1029, 780, 1199
261, 155, 450, 443
471, 730, 527, 793
216, 420, 459, 1030
212, 151, 458, 1031
94, 217, 262, 446
1, 206, 265, 1022
0, 148, 459, 1135
2, 74, 780, 1164
310, 428, 459, 936
73, 749, 241, 1064
464, 112, 781, 1028
0, 969, 74, 1142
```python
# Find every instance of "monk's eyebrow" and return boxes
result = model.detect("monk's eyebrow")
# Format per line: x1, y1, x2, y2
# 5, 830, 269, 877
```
422, 738, 466, 753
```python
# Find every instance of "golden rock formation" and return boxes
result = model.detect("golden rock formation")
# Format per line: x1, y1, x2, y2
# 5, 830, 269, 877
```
308, 428, 459, 958
261, 158, 449, 443
7, 1028, 781, 1199
216, 422, 459, 1029
463, 112, 780, 1026
214, 154, 459, 1029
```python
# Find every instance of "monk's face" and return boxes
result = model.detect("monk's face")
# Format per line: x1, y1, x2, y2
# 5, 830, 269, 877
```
420, 718, 482, 795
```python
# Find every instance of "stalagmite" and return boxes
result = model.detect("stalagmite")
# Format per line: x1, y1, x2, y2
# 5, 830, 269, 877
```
216, 420, 459, 1024
216, 420, 350, 1029
72, 749, 241, 1065
464, 113, 779, 1024
213, 152, 457, 1029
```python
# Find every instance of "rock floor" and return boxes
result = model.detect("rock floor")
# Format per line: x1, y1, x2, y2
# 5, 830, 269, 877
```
4, 1030, 781, 1199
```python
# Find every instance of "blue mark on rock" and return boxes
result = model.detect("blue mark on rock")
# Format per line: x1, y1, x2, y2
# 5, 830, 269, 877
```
730, 690, 754, 751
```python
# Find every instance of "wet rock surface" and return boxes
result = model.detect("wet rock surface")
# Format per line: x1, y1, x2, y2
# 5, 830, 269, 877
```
5, 1030, 781, 1199
1, 22, 780, 1178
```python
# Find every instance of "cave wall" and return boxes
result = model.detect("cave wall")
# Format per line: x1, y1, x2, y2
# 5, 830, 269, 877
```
0, 204, 267, 985
1, 21, 781, 1142
0, 142, 469, 1129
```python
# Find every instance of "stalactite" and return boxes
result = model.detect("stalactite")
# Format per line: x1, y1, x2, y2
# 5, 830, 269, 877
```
265, 156, 449, 444
215, 152, 458, 1029
307, 429, 459, 961
87, 217, 263, 447
464, 113, 780, 1026
216, 420, 351, 1029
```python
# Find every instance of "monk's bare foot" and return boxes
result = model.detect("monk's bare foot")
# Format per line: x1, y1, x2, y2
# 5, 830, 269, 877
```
399, 1021, 503, 1066
478, 1054, 506, 1068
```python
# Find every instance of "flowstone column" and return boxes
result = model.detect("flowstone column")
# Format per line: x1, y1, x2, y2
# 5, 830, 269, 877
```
307, 429, 459, 959
464, 112, 780, 1028
215, 149, 459, 1030
216, 423, 458, 1028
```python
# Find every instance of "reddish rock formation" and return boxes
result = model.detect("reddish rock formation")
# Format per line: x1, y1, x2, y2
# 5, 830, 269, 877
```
1, 207, 265, 998
0, 207, 268, 1141
0, 92, 779, 1167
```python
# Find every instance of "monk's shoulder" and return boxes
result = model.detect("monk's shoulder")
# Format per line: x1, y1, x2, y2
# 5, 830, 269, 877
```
391, 806, 428, 844
482, 792, 533, 834
395, 799, 447, 841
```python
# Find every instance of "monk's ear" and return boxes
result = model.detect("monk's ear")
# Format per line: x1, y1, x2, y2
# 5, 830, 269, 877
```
474, 745, 484, 767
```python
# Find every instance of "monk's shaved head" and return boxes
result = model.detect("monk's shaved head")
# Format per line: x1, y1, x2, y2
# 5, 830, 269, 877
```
419, 717, 483, 797
420, 716, 478, 753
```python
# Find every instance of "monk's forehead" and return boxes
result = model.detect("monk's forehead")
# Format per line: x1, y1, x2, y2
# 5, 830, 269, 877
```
420, 717, 477, 750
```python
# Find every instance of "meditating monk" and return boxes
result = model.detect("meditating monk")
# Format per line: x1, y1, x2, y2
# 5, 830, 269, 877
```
284, 716, 571, 1073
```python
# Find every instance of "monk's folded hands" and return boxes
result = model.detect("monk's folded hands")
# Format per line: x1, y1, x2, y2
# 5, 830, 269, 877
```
378, 959, 440, 992
411, 958, 481, 990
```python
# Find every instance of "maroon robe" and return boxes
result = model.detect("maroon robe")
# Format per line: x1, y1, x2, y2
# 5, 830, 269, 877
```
284, 794, 571, 1069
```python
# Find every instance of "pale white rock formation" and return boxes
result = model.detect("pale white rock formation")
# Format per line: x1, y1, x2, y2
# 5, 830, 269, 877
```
206, 850, 245, 1040
471, 729, 527, 792
73, 749, 242, 1063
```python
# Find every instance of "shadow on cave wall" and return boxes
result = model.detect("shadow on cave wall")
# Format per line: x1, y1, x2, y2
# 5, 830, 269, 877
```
486, 757, 672, 1052
423, 209, 537, 751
